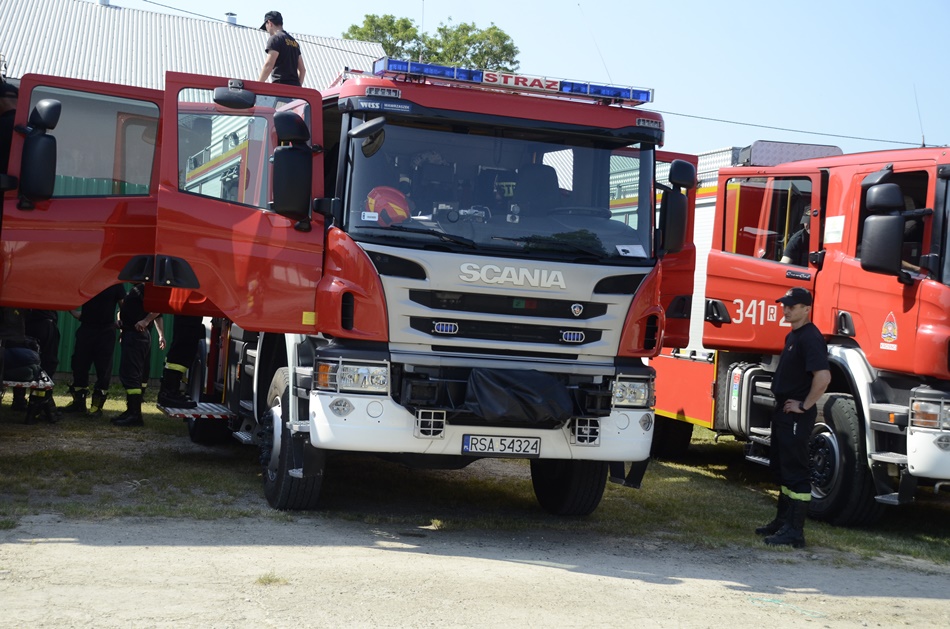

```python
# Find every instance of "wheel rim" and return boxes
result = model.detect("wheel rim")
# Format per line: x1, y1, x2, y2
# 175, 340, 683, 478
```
266, 396, 283, 477
809, 422, 841, 498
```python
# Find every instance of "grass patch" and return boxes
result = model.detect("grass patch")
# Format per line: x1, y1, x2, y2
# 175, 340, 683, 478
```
2, 386, 948, 564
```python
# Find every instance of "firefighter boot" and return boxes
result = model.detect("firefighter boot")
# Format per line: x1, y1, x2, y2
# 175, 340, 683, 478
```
157, 368, 197, 409
755, 492, 791, 536
88, 389, 107, 418
764, 498, 808, 549
11, 387, 28, 411
25, 390, 57, 424
62, 386, 88, 413
111, 393, 144, 427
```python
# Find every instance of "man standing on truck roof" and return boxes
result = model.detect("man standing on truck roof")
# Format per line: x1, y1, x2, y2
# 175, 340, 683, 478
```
758, 287, 830, 548
258, 11, 306, 87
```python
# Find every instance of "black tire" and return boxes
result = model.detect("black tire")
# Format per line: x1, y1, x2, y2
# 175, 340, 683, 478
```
808, 393, 883, 526
187, 417, 230, 446
650, 415, 693, 460
262, 368, 324, 510
530, 459, 608, 516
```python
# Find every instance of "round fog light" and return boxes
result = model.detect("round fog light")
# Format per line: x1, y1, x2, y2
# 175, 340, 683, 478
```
638, 413, 653, 432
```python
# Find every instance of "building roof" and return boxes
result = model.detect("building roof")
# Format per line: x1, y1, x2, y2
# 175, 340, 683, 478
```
0, 0, 385, 90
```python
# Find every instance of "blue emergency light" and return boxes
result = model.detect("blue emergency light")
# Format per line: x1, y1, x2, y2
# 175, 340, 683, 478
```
371, 57, 653, 105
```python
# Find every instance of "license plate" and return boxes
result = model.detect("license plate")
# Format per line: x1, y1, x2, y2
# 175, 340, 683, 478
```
462, 435, 541, 457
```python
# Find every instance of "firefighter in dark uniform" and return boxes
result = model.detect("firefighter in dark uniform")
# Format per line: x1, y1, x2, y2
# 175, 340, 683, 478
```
157, 315, 203, 409
758, 287, 831, 548
64, 285, 127, 416
10, 309, 63, 417
112, 283, 164, 427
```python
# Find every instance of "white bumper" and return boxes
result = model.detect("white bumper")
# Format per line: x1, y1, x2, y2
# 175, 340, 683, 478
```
307, 391, 653, 462
907, 428, 950, 479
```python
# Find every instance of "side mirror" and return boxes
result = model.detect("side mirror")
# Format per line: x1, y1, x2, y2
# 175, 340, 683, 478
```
861, 214, 905, 279
270, 110, 313, 231
213, 80, 256, 110
866, 182, 904, 213
17, 99, 62, 206
660, 189, 688, 254
668, 159, 697, 190
348, 117, 386, 158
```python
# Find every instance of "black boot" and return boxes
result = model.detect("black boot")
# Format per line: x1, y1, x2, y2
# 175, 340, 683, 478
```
24, 392, 44, 424
89, 389, 107, 418
11, 387, 28, 411
157, 368, 197, 409
62, 386, 88, 413
764, 498, 808, 548
112, 393, 143, 427
756, 492, 791, 536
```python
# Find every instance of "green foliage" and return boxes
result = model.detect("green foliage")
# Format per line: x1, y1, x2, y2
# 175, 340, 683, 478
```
422, 21, 519, 72
344, 15, 519, 71
343, 14, 422, 61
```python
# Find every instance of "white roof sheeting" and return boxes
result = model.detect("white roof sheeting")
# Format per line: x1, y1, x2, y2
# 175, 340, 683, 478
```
0, 0, 384, 90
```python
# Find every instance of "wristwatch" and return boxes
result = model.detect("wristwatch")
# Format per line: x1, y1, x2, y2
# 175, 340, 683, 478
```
798, 401, 806, 412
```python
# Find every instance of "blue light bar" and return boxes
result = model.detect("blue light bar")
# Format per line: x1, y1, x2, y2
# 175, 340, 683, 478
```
371, 57, 652, 105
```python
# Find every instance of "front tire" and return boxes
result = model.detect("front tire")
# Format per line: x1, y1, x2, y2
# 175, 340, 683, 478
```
262, 368, 324, 510
808, 393, 883, 526
530, 459, 608, 516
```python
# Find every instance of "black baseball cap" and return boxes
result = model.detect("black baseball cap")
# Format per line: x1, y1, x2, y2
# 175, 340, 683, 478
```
776, 287, 813, 307
261, 11, 283, 30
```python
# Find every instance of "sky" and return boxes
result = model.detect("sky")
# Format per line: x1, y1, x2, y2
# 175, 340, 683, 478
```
115, 0, 950, 156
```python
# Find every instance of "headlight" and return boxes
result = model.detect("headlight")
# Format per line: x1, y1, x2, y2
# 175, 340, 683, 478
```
315, 361, 390, 394
911, 400, 950, 429
611, 378, 653, 408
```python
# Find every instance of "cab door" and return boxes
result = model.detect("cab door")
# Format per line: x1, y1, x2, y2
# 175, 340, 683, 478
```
1, 75, 162, 308
153, 72, 325, 332
656, 150, 699, 348
703, 170, 821, 353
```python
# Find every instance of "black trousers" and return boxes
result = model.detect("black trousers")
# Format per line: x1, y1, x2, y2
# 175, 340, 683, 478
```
166, 316, 203, 368
770, 406, 816, 496
71, 325, 117, 390
119, 329, 151, 390
25, 317, 60, 376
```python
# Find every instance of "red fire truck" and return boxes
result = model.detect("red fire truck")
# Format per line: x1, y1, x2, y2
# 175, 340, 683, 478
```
1, 59, 696, 515
653, 140, 950, 526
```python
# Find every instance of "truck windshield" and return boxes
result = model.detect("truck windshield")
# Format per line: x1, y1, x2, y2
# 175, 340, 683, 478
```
343, 118, 656, 264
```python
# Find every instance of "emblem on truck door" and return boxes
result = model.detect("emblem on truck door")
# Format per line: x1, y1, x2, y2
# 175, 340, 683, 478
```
571, 304, 584, 317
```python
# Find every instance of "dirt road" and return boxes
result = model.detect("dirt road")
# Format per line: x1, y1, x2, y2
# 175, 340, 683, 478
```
2, 512, 948, 628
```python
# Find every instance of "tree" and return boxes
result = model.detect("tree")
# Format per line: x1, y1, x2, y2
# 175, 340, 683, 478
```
423, 21, 519, 72
343, 15, 422, 61
343, 15, 519, 72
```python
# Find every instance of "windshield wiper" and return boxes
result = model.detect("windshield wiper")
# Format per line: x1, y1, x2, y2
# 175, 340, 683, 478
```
491, 235, 606, 258
360, 225, 477, 248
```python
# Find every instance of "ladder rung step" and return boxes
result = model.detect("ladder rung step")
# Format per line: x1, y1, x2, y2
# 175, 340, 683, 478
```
874, 493, 904, 505
233, 431, 254, 444
749, 426, 771, 436
159, 402, 233, 420
870, 452, 908, 465
240, 399, 253, 412
745, 454, 770, 467
749, 434, 771, 447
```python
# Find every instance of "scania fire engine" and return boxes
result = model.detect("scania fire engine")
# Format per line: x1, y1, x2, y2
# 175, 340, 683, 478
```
652, 140, 950, 526
1, 59, 696, 515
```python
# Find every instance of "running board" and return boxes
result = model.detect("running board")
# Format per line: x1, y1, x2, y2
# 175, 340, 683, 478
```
158, 402, 234, 420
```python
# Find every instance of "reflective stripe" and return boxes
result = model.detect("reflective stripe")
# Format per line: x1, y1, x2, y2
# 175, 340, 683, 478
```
125, 388, 143, 395
166, 363, 188, 374
781, 485, 812, 502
